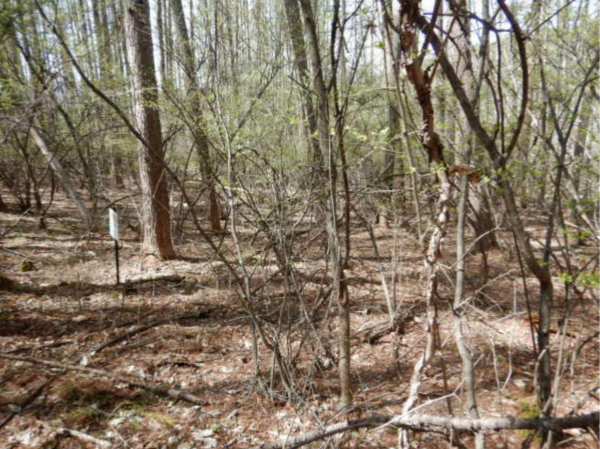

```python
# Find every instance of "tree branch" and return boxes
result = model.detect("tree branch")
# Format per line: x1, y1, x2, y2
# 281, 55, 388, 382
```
0, 353, 207, 407
257, 412, 600, 449
33, 0, 148, 148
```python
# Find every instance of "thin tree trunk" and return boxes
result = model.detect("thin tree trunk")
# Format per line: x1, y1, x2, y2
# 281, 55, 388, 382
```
381, 31, 401, 227
387, 3, 452, 446
157, 0, 167, 86
447, 2, 485, 445
380, 9, 423, 241
453, 162, 485, 449
171, 0, 221, 232
298, 0, 352, 409
28, 126, 90, 224
413, 8, 556, 441
0, 191, 7, 213
282, 0, 322, 168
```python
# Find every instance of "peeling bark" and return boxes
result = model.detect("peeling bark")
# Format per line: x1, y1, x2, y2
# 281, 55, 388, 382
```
391, 2, 452, 446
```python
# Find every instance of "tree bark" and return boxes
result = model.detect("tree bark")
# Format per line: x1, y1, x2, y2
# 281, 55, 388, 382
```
0, 192, 7, 213
258, 412, 600, 449
123, 0, 175, 259
28, 126, 90, 224
298, 0, 352, 409
282, 0, 322, 168
171, 0, 221, 232
387, 3, 452, 446
447, 2, 484, 446
413, 4, 556, 430
381, 28, 402, 227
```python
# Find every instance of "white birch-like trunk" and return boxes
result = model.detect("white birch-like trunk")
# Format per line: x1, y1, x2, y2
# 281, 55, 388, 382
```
29, 126, 90, 224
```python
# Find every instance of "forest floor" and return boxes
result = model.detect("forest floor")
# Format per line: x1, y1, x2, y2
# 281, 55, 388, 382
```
0, 193, 598, 449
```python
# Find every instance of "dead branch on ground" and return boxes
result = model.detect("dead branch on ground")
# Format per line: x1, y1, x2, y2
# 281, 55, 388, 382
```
256, 412, 600, 449
0, 353, 208, 408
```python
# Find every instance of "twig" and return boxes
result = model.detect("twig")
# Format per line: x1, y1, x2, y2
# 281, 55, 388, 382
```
0, 209, 31, 239
0, 353, 208, 408
88, 310, 211, 357
0, 376, 58, 431
59, 428, 111, 448
6, 339, 73, 354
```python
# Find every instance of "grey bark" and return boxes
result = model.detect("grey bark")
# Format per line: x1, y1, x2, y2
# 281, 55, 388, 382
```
282, 0, 322, 167
28, 126, 90, 224
413, 4, 556, 429
391, 2, 453, 445
171, 0, 221, 232
258, 412, 600, 449
297, 0, 352, 409
447, 2, 484, 447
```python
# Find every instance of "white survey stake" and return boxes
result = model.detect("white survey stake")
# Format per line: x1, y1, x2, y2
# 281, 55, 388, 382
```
109, 208, 119, 241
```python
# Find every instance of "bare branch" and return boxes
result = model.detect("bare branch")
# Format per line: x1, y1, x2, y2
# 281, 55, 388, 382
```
257, 412, 600, 449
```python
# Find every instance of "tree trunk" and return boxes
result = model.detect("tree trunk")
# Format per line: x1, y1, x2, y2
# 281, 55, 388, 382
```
282, 0, 322, 168
447, 1, 484, 446
123, 0, 175, 260
171, 0, 221, 232
414, 6, 556, 436
112, 152, 125, 189
388, 1, 452, 446
381, 31, 402, 227
298, 0, 352, 409
157, 0, 167, 86
28, 126, 90, 225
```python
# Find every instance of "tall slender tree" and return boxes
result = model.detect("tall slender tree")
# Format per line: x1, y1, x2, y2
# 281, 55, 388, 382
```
297, 0, 352, 409
123, 0, 175, 259
171, 0, 221, 232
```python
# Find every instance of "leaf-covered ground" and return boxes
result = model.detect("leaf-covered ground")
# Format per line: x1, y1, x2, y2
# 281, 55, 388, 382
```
1, 195, 598, 448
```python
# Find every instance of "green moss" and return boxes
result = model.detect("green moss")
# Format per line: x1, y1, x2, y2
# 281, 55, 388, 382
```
67, 405, 103, 422
18, 260, 34, 272
516, 399, 541, 442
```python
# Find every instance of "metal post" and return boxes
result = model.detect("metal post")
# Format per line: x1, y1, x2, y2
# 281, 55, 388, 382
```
114, 238, 120, 286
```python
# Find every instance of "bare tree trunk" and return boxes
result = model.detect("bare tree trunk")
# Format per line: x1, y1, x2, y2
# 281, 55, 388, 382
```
381, 30, 402, 228
157, 0, 167, 86
76, 0, 97, 78
123, 0, 175, 259
413, 7, 556, 443
447, 2, 485, 445
28, 126, 90, 224
384, 3, 452, 446
0, 191, 7, 213
112, 152, 125, 189
570, 96, 593, 245
298, 0, 352, 409
282, 0, 322, 168
380, 7, 423, 241
171, 0, 221, 232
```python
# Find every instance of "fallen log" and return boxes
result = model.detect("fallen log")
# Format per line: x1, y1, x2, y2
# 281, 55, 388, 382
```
257, 412, 600, 449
